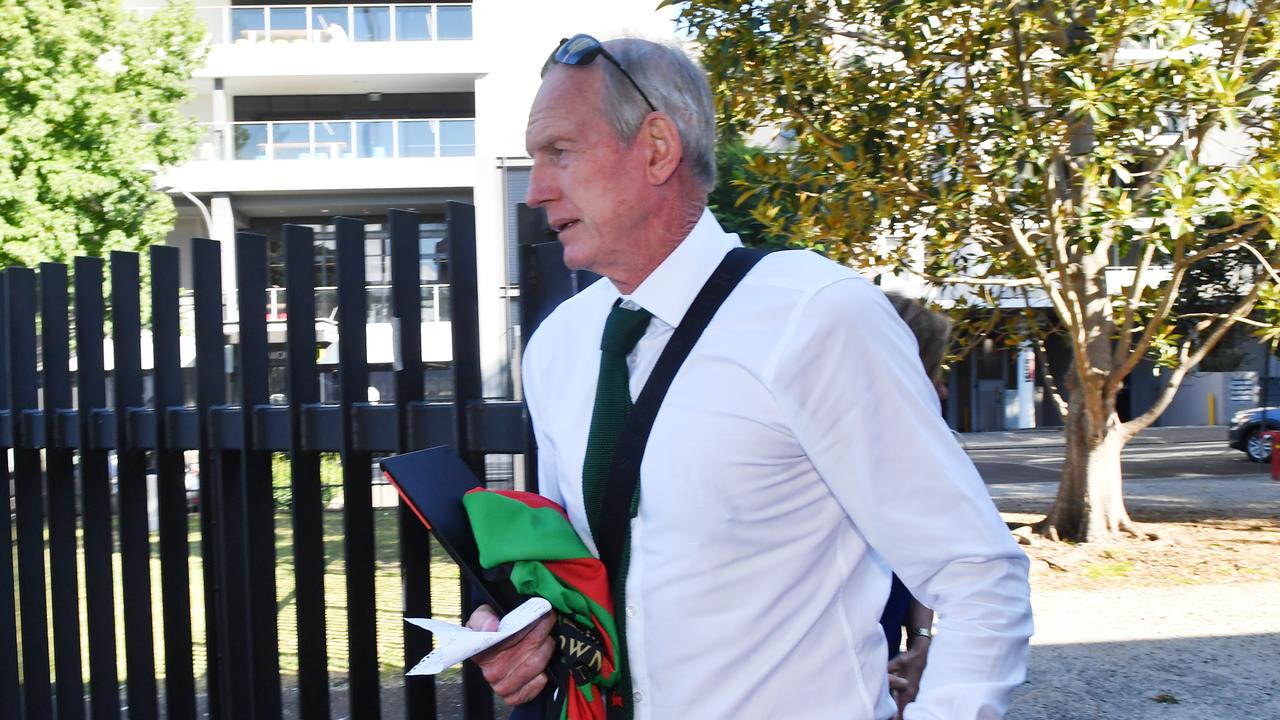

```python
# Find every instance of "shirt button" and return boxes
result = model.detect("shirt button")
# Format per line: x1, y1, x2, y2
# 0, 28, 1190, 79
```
633, 691, 643, 704
625, 605, 637, 618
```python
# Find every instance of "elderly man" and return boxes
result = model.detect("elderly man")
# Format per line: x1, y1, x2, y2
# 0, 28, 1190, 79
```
467, 35, 1033, 719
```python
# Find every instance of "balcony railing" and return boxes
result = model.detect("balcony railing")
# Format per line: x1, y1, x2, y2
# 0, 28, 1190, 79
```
186, 3, 473, 45
193, 119, 475, 161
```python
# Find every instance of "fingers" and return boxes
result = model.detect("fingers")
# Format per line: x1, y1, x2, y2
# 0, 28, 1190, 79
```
469, 609, 557, 706
887, 674, 909, 694
466, 604, 501, 633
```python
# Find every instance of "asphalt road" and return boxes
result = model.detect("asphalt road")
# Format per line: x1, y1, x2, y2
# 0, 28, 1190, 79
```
964, 426, 1264, 484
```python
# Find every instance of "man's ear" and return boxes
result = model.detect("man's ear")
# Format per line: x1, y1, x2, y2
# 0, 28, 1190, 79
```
642, 113, 684, 186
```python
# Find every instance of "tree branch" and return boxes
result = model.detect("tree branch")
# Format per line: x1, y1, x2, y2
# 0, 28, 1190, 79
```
911, 269, 1057, 287
1180, 223, 1267, 269
1033, 332, 1070, 420
1112, 240, 1158, 370
1111, 262, 1189, 390
1123, 275, 1266, 434
1009, 3, 1033, 111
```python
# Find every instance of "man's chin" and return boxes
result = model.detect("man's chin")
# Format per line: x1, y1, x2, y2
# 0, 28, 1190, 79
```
558, 239, 592, 272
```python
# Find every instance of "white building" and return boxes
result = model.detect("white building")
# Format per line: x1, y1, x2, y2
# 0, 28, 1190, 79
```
128, 0, 678, 398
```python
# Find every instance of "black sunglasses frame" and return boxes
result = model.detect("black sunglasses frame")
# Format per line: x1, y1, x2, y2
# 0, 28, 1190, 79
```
552, 34, 658, 114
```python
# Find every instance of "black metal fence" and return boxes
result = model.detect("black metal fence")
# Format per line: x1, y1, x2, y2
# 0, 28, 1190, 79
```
0, 202, 574, 720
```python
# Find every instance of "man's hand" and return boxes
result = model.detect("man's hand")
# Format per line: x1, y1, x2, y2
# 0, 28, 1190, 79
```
467, 604, 557, 706
886, 638, 929, 720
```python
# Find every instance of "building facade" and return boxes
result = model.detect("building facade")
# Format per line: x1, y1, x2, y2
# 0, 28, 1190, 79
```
130, 0, 678, 400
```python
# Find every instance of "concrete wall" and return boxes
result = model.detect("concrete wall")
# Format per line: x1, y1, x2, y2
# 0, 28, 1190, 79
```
1158, 371, 1258, 426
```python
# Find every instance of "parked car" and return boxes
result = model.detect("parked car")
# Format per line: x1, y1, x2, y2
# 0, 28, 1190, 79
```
1228, 407, 1280, 462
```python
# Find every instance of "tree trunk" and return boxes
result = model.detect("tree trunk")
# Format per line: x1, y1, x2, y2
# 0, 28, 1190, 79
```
1039, 249, 1144, 543
1042, 410, 1135, 542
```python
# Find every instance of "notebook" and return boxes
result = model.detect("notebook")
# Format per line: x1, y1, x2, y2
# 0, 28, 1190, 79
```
379, 446, 524, 612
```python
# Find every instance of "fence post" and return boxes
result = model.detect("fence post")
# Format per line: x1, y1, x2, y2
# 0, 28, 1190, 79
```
193, 236, 245, 717
151, 245, 198, 719
0, 278, 19, 719
236, 232, 284, 720
389, 208, 436, 720
8, 267, 54, 720
73, 256, 121, 720
40, 262, 85, 720
283, 223, 333, 720
111, 251, 160, 720
336, 216, 382, 718
443, 201, 495, 720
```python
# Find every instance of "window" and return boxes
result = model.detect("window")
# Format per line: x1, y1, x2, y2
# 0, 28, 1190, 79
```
399, 121, 436, 157
353, 5, 390, 41
395, 5, 432, 41
439, 120, 475, 157
436, 5, 472, 40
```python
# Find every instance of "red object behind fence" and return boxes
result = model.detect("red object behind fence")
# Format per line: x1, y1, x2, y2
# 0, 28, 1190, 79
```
1263, 431, 1280, 481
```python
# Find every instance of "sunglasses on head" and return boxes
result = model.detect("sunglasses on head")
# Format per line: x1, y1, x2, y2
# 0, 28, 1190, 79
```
551, 34, 658, 113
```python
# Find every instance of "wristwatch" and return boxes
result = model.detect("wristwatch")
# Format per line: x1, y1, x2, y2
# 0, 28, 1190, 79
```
908, 627, 933, 643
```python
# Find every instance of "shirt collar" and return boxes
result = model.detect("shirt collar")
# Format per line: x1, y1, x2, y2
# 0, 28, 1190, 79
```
616, 208, 742, 328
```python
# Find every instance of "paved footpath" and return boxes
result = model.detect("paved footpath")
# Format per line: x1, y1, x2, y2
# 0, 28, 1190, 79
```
961, 424, 1226, 450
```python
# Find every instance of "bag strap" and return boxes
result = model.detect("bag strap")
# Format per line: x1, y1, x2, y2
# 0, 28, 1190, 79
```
596, 246, 766, 582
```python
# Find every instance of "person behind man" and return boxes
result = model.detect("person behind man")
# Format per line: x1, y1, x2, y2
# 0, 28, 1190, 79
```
878, 293, 953, 719
467, 35, 1033, 719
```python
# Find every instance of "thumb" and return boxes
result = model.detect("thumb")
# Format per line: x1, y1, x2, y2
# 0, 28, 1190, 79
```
466, 604, 501, 633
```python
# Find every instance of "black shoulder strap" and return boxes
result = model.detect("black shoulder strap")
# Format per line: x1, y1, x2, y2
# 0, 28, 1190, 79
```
596, 246, 766, 581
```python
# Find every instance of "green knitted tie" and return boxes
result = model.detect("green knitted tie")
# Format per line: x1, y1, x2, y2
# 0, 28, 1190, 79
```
583, 300, 650, 720
582, 300, 652, 544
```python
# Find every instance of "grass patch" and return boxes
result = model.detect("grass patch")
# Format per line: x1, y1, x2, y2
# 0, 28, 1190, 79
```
1082, 560, 1135, 580
21, 475, 464, 690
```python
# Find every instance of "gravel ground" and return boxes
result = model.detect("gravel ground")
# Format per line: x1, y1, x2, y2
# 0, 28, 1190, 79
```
1012, 582, 1280, 719
995, 474, 1280, 719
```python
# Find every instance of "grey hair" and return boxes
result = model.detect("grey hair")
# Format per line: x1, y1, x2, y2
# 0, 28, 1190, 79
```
884, 293, 953, 381
543, 37, 717, 195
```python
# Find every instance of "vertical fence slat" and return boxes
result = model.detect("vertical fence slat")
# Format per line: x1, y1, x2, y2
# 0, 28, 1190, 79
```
0, 274, 24, 720
111, 251, 160, 720
443, 202, 493, 720
237, 232, 285, 719
514, 204, 564, 493
40, 263, 85, 720
390, 209, 436, 720
192, 237, 237, 717
74, 257, 121, 720
336, 216, 381, 718
8, 267, 53, 720
213, 241, 256, 720
283, 224, 332, 720
151, 246, 197, 719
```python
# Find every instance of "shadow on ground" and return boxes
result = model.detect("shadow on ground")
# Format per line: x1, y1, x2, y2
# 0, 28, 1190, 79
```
1010, 633, 1280, 719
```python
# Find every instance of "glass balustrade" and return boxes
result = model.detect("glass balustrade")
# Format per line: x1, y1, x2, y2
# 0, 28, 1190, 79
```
192, 3, 471, 44
196, 119, 475, 161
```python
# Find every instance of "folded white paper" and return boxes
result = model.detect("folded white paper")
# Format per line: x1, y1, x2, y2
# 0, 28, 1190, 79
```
405, 597, 553, 675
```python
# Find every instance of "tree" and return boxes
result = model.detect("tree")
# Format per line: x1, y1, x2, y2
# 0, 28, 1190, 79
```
674, 0, 1280, 542
0, 0, 206, 267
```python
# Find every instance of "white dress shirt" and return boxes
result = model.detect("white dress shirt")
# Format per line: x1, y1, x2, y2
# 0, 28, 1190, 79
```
522, 209, 1032, 719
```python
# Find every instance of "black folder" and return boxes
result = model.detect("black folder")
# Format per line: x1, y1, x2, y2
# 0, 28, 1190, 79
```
380, 446, 523, 612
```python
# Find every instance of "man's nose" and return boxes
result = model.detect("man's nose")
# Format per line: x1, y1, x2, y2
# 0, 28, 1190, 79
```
525, 165, 555, 208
